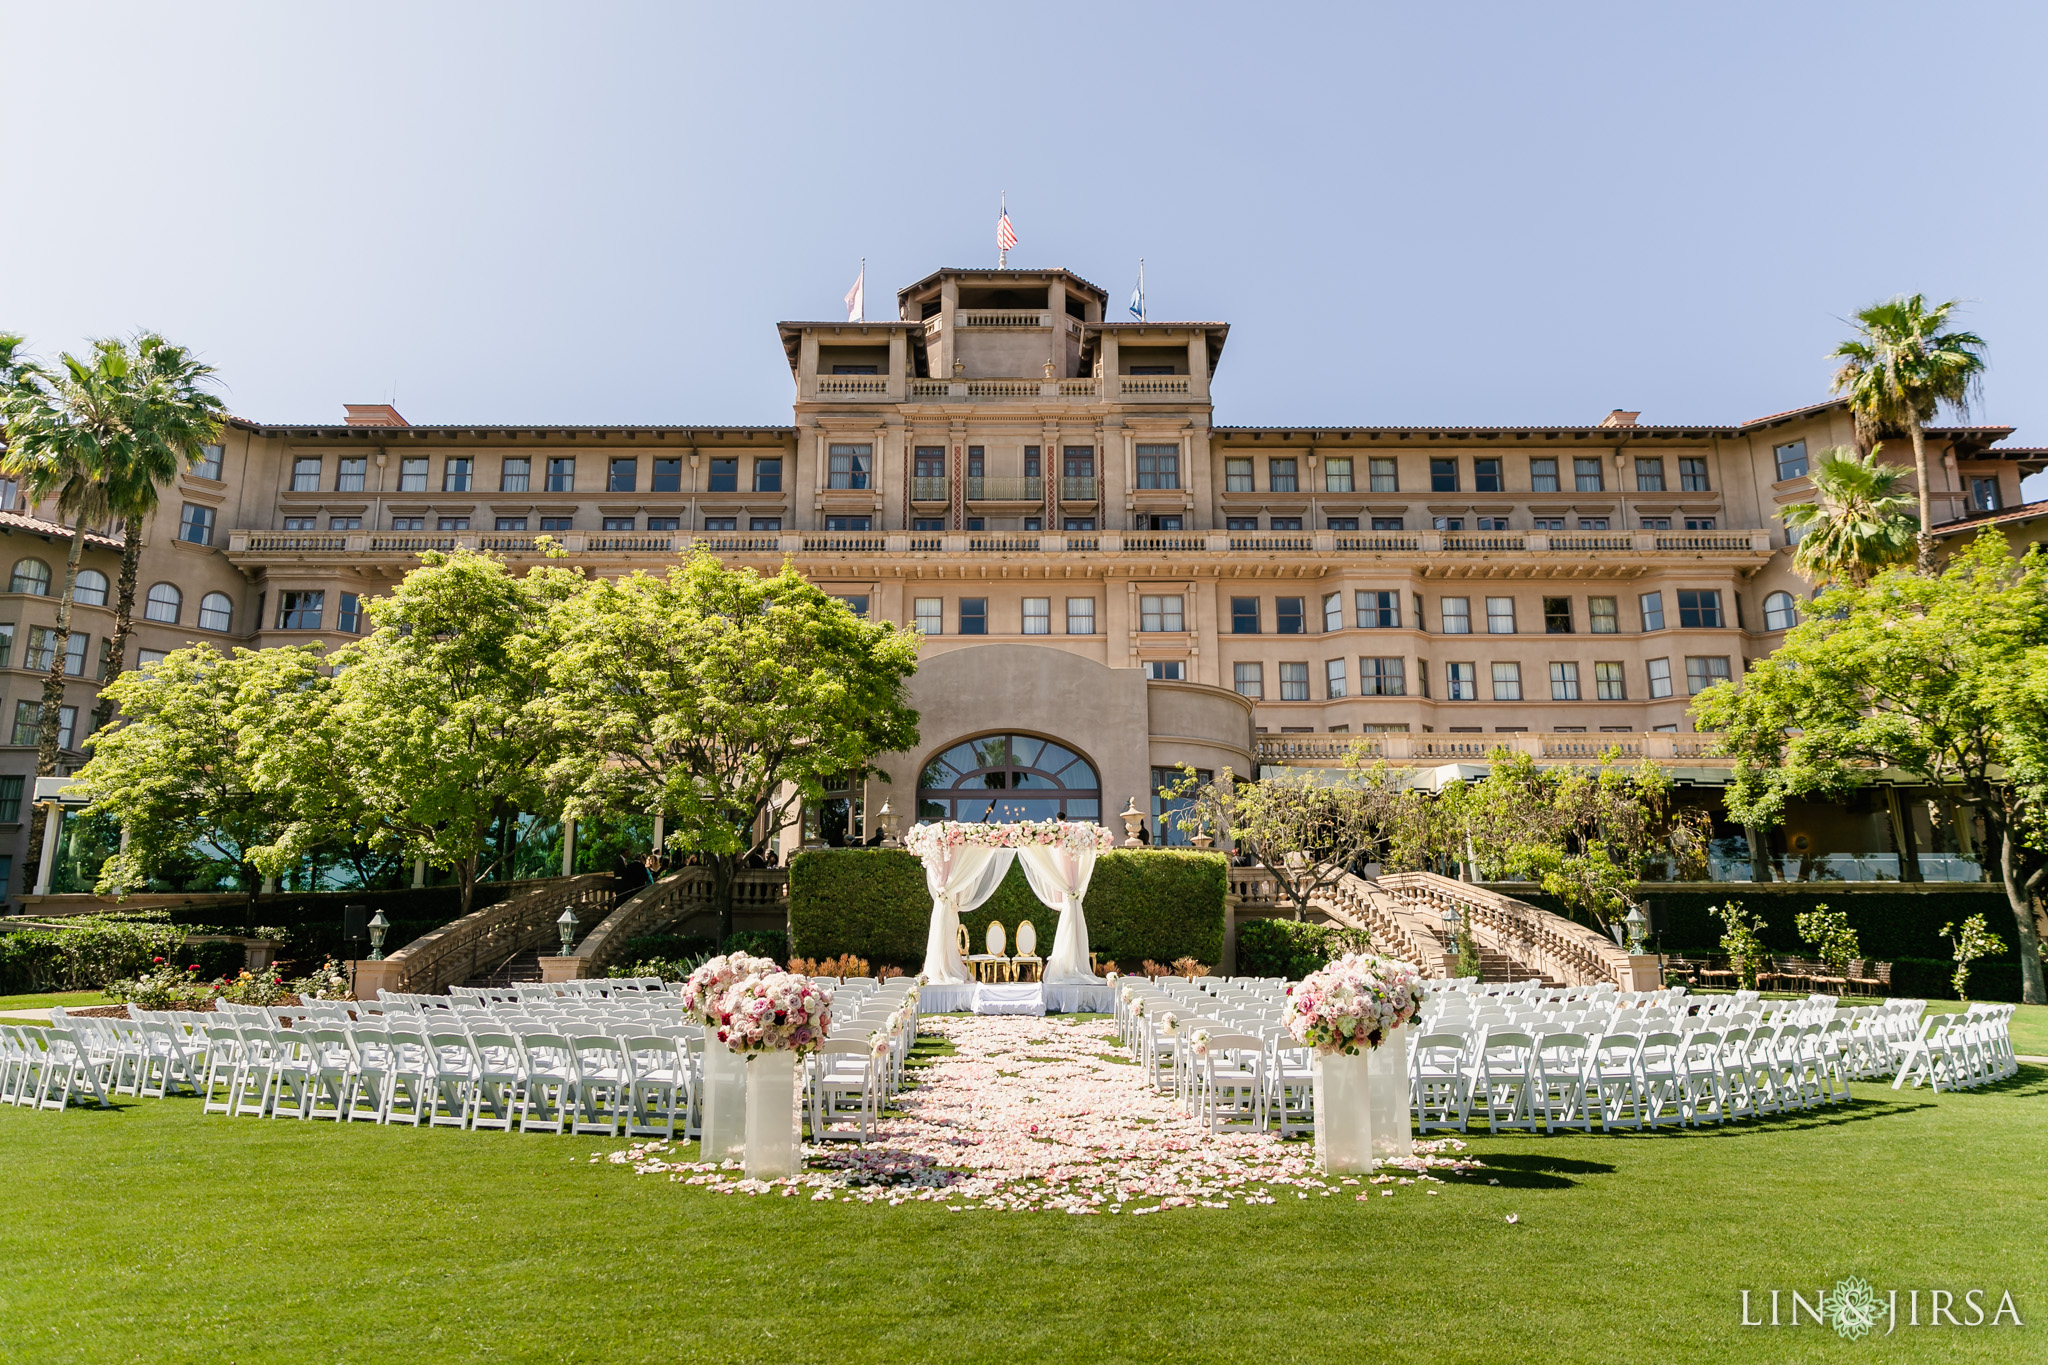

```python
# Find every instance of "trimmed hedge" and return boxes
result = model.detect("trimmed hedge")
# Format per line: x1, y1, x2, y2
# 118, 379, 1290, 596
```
1235, 919, 1374, 980
1889, 957, 2027, 1004
788, 848, 1226, 970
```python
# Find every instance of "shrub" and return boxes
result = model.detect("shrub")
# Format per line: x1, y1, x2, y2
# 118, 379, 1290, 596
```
787, 848, 1226, 969
1709, 902, 1772, 991
183, 940, 247, 979
1942, 914, 2007, 1002
723, 929, 789, 962
106, 965, 217, 1010
216, 968, 295, 1006
0, 918, 186, 992
1794, 905, 1860, 979
606, 955, 707, 982
616, 933, 716, 964
290, 958, 354, 1001
1889, 956, 2026, 1003
1235, 919, 1374, 980
789, 954, 871, 979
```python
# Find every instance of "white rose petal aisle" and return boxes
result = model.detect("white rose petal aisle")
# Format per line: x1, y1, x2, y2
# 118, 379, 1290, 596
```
679, 953, 781, 1162
1283, 953, 1425, 1175
601, 1013, 1483, 1213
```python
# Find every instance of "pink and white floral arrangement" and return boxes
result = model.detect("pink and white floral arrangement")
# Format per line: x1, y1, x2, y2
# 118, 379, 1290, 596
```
902, 819, 1115, 859
715, 971, 833, 1056
678, 952, 780, 1027
1282, 952, 1424, 1055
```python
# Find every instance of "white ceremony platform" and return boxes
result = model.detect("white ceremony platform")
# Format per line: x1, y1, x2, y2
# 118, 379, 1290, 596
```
915, 981, 1117, 1016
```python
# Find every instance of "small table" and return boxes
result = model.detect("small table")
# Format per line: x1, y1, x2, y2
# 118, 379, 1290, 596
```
971, 982, 1045, 1016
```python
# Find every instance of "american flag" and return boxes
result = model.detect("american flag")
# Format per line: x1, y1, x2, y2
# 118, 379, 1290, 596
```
996, 211, 1017, 253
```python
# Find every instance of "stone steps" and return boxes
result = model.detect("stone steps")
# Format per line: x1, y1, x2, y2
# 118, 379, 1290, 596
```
466, 950, 543, 989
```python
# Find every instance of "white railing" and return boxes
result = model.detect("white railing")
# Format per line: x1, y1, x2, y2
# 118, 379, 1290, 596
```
1119, 375, 1191, 396
1228, 533, 1314, 551
1058, 377, 1098, 397
587, 534, 678, 552
245, 534, 347, 552
815, 375, 888, 396
1442, 534, 1526, 552
908, 378, 950, 398
965, 379, 1040, 399
1377, 870, 1636, 987
957, 310, 1048, 328
1255, 731, 1728, 766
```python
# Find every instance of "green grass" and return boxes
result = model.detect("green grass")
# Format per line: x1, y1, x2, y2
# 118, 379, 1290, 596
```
1914, 1001, 2048, 1056
0, 1062, 2041, 1363
0, 990, 106, 1012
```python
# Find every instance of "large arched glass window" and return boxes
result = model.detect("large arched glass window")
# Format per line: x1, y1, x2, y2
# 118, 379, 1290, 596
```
145, 582, 182, 624
10, 558, 50, 595
73, 569, 108, 606
1763, 590, 1799, 632
198, 592, 233, 632
917, 734, 1101, 824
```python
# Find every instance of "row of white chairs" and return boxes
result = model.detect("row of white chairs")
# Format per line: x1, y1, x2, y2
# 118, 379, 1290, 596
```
1892, 1005, 2021, 1092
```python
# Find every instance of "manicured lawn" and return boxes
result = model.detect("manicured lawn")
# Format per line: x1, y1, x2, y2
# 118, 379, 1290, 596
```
0, 990, 106, 1012
0, 1051, 2040, 1363
1917, 1000, 2048, 1056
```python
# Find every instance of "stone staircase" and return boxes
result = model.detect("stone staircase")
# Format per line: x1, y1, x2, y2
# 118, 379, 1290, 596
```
1474, 948, 1564, 987
465, 949, 543, 989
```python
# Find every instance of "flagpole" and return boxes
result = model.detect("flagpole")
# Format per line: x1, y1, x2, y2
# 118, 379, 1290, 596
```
1139, 258, 1146, 322
858, 258, 865, 321
999, 191, 1007, 269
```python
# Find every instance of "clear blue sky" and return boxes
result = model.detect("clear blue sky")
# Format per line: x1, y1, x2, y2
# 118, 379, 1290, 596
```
3, 2, 2042, 491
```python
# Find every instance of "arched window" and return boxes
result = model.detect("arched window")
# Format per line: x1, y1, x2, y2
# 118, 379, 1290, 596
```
73, 569, 108, 606
198, 592, 233, 632
10, 558, 50, 595
917, 734, 1101, 824
145, 582, 182, 624
1764, 590, 1798, 632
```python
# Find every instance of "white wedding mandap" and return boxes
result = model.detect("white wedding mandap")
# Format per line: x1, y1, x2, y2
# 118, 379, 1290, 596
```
903, 820, 1117, 1015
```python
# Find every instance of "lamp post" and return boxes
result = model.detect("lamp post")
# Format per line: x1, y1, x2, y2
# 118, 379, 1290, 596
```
1624, 903, 1649, 956
557, 907, 580, 957
366, 910, 390, 962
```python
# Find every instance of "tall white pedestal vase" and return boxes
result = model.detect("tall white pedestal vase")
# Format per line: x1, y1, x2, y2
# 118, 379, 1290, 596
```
1367, 1021, 1414, 1161
699, 1033, 748, 1162
741, 1051, 800, 1179
1311, 1050, 1376, 1175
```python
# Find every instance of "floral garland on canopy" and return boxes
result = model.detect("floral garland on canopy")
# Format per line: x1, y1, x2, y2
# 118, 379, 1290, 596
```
1283, 952, 1425, 1056
901, 819, 1115, 858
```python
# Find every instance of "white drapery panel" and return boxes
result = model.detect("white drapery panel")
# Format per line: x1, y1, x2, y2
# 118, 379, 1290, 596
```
1016, 844, 1100, 985
918, 845, 1014, 984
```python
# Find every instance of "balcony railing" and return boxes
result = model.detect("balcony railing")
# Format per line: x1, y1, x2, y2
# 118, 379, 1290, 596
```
958, 309, 1049, 328
1120, 374, 1191, 396
966, 476, 1042, 501
1252, 731, 1729, 766
815, 375, 889, 396
911, 477, 948, 502
902, 377, 1104, 402
1060, 476, 1100, 502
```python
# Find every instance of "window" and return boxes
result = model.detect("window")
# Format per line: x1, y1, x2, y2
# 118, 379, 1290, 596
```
1414, 592, 1426, 630
1468, 456, 1502, 493
1224, 458, 1253, 492
1640, 591, 1666, 632
71, 569, 108, 607
1595, 661, 1626, 700
707, 458, 738, 492
1276, 597, 1305, 634
636, 517, 674, 531
58, 631, 86, 677
1322, 593, 1343, 632
1679, 458, 1710, 491
1685, 517, 1716, 531
145, 582, 182, 623
1135, 444, 1180, 489
1371, 517, 1405, 531
289, 457, 321, 492
1477, 516, 1511, 530
1368, 457, 1398, 492
545, 457, 576, 493
1433, 516, 1464, 532
1021, 598, 1051, 635
391, 516, 426, 531
397, 457, 428, 491
828, 444, 871, 490
436, 517, 469, 532
1969, 476, 1999, 512
24, 627, 56, 671
1764, 590, 1799, 631
1574, 457, 1605, 492
1355, 590, 1398, 629
500, 457, 531, 492
178, 504, 214, 545
443, 458, 472, 492
1325, 658, 1347, 698
1773, 440, 1809, 481
1447, 661, 1476, 700
824, 516, 871, 531
330, 516, 361, 531
1225, 516, 1258, 532
1589, 596, 1618, 634
1328, 517, 1359, 531
495, 517, 529, 532
1647, 657, 1673, 698
193, 444, 224, 480
1361, 657, 1405, 696
198, 592, 232, 632
914, 598, 942, 634
1543, 597, 1573, 634
1066, 598, 1095, 634
338, 593, 363, 634
283, 517, 316, 531
1064, 447, 1095, 481
0, 622, 20, 668
276, 590, 323, 630
1023, 448, 1041, 480
1231, 598, 1260, 634
1549, 661, 1580, 701
1635, 457, 1665, 492
136, 648, 166, 669
918, 735, 1101, 824
1139, 595, 1184, 632
0, 775, 19, 822
1640, 516, 1670, 530
753, 458, 782, 493
539, 517, 572, 532
601, 516, 636, 531
1269, 517, 1302, 532
1268, 458, 1298, 492
959, 599, 986, 635
608, 458, 638, 492
1529, 457, 1559, 492
1485, 597, 1516, 634
1677, 589, 1722, 628
913, 518, 944, 532
1685, 655, 1732, 694
1278, 661, 1310, 700
1063, 518, 1095, 532
1233, 663, 1264, 699
700, 517, 737, 532
1440, 597, 1471, 634
965, 518, 988, 532
1023, 518, 1042, 532
830, 595, 869, 619
1146, 661, 1184, 681
1491, 662, 1522, 700
648, 457, 681, 492
1324, 457, 1353, 492
1430, 458, 1458, 492
749, 517, 781, 532
1578, 517, 1609, 531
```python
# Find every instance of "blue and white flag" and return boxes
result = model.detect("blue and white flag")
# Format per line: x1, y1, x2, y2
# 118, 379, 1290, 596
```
1128, 259, 1146, 320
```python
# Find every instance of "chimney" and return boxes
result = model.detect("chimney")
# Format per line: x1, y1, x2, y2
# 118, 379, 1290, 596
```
1598, 409, 1640, 428
343, 403, 409, 428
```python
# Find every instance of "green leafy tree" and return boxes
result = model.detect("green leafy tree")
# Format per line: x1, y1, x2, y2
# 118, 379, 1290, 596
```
544, 553, 921, 944
70, 645, 323, 929
1694, 532, 2048, 1003
1710, 901, 1772, 991
1794, 904, 1861, 979
1779, 445, 1918, 586
1829, 293, 1988, 566
1942, 913, 2006, 1002
256, 550, 582, 921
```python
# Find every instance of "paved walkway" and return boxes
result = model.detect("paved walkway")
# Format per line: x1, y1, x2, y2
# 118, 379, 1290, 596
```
0, 1008, 53, 1022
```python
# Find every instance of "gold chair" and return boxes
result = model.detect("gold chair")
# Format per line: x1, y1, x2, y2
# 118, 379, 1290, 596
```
1012, 919, 1043, 982
983, 920, 1010, 982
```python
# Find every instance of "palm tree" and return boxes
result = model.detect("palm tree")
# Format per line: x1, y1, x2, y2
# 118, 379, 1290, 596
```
0, 339, 135, 879
1779, 445, 1918, 586
1829, 293, 1988, 567
92, 335, 226, 733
